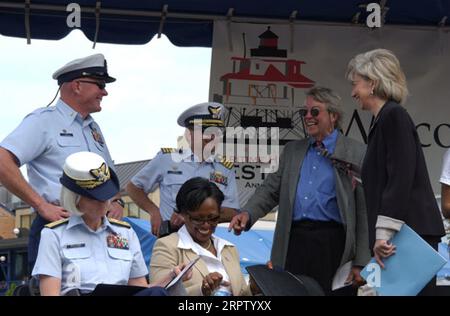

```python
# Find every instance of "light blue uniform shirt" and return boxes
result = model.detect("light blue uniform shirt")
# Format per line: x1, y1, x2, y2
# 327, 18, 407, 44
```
131, 149, 240, 220
0, 99, 114, 205
293, 129, 341, 223
32, 216, 148, 295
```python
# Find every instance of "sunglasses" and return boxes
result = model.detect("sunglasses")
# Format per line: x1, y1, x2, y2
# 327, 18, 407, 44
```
77, 80, 106, 90
299, 106, 323, 117
187, 213, 220, 226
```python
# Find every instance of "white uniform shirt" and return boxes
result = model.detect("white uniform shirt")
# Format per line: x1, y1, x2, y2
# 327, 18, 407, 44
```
440, 149, 450, 186
32, 216, 148, 295
0, 99, 114, 206
177, 225, 234, 294
131, 149, 240, 220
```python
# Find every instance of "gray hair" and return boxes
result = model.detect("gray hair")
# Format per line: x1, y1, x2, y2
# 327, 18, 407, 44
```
305, 86, 343, 130
346, 48, 408, 105
60, 186, 83, 217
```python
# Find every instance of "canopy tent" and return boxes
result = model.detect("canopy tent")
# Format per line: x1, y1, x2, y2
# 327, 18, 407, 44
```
1, 0, 449, 47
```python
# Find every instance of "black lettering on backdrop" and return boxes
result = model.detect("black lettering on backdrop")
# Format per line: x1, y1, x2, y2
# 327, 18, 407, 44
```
344, 110, 371, 144
241, 165, 255, 180
344, 110, 450, 149
434, 124, 450, 148
416, 123, 431, 147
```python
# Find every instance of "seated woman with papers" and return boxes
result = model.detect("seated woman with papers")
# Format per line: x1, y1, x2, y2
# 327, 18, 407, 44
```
32, 152, 188, 296
150, 177, 255, 296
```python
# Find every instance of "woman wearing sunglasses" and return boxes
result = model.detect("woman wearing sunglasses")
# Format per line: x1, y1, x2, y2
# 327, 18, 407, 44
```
150, 177, 254, 296
346, 49, 445, 295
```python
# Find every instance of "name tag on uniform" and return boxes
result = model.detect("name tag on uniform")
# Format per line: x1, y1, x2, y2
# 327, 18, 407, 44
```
107, 233, 129, 250
59, 129, 74, 137
65, 243, 85, 249
167, 170, 183, 174
210, 171, 228, 186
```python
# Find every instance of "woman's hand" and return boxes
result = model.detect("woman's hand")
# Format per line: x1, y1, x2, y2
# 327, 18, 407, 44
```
201, 272, 230, 296
149, 263, 193, 288
173, 263, 193, 282
373, 239, 396, 269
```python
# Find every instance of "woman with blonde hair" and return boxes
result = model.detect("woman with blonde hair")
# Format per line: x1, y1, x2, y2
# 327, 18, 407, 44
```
32, 151, 189, 296
346, 49, 444, 295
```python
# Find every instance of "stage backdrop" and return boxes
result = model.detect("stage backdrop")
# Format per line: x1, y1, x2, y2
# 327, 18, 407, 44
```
209, 20, 450, 207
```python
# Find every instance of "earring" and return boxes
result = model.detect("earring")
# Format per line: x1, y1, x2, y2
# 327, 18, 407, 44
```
370, 89, 374, 95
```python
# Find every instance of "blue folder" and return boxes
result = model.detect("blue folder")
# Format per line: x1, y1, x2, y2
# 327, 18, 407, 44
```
360, 224, 447, 296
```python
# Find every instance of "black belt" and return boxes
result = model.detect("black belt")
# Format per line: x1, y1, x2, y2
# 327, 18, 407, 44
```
291, 219, 343, 230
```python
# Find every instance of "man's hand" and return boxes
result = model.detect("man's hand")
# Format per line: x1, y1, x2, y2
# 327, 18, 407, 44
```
228, 211, 250, 235
108, 200, 124, 220
373, 239, 396, 269
150, 210, 162, 237
219, 207, 238, 223
36, 201, 70, 222
345, 266, 365, 287
170, 212, 185, 230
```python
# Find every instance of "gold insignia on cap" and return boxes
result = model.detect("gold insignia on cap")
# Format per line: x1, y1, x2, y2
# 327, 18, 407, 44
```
189, 119, 224, 127
74, 163, 111, 189
208, 106, 222, 119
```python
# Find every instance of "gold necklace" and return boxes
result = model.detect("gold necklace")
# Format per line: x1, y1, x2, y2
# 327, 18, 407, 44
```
204, 239, 213, 250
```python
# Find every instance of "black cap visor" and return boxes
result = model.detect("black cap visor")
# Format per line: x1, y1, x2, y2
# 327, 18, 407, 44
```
57, 66, 116, 85
60, 168, 120, 201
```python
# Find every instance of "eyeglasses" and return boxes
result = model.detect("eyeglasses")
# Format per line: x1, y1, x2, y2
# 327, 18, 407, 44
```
299, 106, 322, 117
77, 80, 106, 90
187, 213, 220, 226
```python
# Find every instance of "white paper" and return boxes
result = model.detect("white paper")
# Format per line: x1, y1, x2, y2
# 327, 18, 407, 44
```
165, 256, 200, 289
332, 261, 352, 291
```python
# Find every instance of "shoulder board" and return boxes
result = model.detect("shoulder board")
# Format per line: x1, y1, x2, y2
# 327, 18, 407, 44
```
220, 158, 234, 170
161, 148, 177, 154
45, 218, 69, 229
108, 218, 131, 228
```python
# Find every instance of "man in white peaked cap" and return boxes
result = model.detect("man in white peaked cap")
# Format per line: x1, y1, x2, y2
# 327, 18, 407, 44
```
0, 54, 124, 271
127, 102, 240, 238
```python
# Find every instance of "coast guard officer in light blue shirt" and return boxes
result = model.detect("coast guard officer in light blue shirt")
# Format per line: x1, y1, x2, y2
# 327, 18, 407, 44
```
0, 54, 125, 270
33, 151, 173, 296
127, 102, 240, 237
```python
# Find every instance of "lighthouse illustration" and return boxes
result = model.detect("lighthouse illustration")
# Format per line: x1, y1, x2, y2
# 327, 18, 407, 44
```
213, 26, 315, 141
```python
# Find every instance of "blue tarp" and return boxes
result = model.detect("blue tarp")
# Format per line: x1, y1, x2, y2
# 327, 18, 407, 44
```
123, 217, 157, 267
123, 217, 273, 274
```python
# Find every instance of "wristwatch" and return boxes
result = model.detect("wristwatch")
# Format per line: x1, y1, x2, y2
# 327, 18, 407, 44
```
112, 198, 125, 208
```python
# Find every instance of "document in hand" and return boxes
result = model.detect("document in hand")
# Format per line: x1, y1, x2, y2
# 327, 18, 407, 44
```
360, 224, 447, 296
164, 256, 200, 296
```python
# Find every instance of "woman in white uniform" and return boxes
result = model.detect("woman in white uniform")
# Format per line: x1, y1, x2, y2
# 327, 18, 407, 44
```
32, 151, 187, 296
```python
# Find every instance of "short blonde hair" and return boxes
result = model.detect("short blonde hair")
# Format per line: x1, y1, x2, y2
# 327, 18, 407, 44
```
60, 186, 83, 217
346, 48, 408, 105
